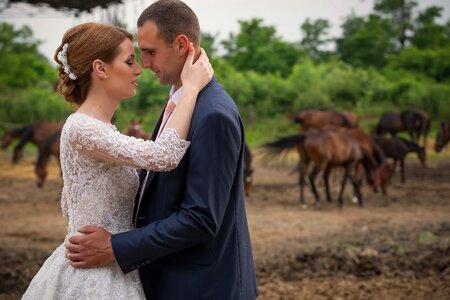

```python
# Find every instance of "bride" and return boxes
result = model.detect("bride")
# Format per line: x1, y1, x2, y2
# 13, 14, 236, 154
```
22, 22, 212, 299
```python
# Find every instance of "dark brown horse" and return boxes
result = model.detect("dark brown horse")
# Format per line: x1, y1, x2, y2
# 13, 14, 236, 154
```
292, 110, 354, 131
1, 122, 64, 164
35, 130, 62, 188
434, 121, 450, 153
372, 136, 426, 183
124, 120, 152, 140
243, 143, 254, 197
263, 129, 365, 207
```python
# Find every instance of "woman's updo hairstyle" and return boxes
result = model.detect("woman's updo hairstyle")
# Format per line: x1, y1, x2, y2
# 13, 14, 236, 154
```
54, 22, 133, 105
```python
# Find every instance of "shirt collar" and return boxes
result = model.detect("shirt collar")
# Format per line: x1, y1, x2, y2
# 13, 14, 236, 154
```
169, 86, 183, 106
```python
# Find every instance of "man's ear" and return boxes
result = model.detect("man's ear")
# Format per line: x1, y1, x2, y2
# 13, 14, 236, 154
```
175, 35, 190, 54
92, 59, 108, 79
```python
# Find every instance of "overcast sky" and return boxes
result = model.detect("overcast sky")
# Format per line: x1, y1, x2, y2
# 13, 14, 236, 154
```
1, 0, 449, 62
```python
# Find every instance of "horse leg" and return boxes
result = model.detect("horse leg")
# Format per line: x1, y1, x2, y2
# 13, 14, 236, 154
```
323, 167, 333, 203
308, 165, 321, 204
337, 165, 350, 208
350, 174, 363, 207
12, 147, 23, 164
400, 158, 405, 183
392, 159, 397, 176
298, 162, 307, 205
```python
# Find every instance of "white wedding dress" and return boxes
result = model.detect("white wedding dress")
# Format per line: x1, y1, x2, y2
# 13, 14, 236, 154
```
22, 113, 190, 300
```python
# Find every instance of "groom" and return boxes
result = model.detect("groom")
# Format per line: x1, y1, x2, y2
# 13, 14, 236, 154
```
66, 1, 258, 299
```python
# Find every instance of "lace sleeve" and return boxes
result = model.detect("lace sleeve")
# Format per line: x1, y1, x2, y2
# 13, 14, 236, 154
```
66, 114, 190, 171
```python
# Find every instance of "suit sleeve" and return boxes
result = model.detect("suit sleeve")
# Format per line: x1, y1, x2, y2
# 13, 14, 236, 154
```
111, 111, 241, 274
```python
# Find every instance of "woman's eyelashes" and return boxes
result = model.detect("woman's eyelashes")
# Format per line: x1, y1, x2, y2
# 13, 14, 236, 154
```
125, 56, 136, 66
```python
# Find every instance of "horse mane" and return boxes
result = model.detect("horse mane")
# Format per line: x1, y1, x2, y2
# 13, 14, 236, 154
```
36, 131, 60, 169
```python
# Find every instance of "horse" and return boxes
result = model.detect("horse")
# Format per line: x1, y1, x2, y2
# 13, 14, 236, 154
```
243, 143, 254, 197
262, 129, 365, 207
35, 130, 62, 188
292, 109, 354, 131
1, 121, 64, 164
434, 121, 450, 153
372, 136, 426, 183
124, 120, 152, 140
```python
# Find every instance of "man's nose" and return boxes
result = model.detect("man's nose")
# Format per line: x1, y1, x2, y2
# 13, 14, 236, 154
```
141, 58, 152, 69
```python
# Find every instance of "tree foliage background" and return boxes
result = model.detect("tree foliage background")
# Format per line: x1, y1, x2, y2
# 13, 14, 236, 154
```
1, 0, 449, 145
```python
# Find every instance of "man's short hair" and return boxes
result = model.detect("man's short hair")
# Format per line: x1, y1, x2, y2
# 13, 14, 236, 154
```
137, 0, 200, 47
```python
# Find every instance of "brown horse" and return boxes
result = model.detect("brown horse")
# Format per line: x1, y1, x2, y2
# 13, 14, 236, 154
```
292, 109, 354, 131
243, 143, 254, 197
1, 122, 64, 164
35, 130, 62, 188
124, 120, 152, 140
434, 121, 450, 153
372, 136, 426, 183
263, 129, 365, 207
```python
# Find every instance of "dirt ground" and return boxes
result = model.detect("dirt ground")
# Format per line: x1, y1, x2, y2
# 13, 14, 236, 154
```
0, 151, 449, 300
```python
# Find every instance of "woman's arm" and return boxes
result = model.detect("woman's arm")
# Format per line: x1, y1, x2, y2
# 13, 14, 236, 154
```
165, 45, 213, 139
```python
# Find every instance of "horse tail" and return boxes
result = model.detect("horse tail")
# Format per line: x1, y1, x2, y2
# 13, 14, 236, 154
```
261, 134, 306, 157
36, 131, 60, 169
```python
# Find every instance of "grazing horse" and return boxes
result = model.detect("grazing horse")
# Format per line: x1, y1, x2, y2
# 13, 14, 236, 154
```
262, 129, 364, 207
1, 122, 64, 164
434, 121, 450, 153
292, 110, 354, 131
124, 120, 152, 140
35, 130, 62, 188
243, 143, 254, 197
372, 136, 426, 183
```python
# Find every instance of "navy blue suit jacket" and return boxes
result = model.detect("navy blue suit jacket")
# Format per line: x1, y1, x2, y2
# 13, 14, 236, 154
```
112, 78, 258, 299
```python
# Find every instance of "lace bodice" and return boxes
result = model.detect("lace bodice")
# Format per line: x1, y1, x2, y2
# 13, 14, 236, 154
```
60, 113, 190, 234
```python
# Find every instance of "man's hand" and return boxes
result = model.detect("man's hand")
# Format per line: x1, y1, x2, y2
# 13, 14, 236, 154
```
65, 226, 115, 268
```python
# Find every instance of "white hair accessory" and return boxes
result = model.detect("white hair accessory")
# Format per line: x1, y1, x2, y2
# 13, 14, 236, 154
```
57, 43, 77, 80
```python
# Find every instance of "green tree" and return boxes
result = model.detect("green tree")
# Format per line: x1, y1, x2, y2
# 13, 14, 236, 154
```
0, 22, 55, 89
336, 14, 394, 68
373, 0, 417, 49
300, 18, 332, 60
221, 18, 301, 77
411, 6, 449, 49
